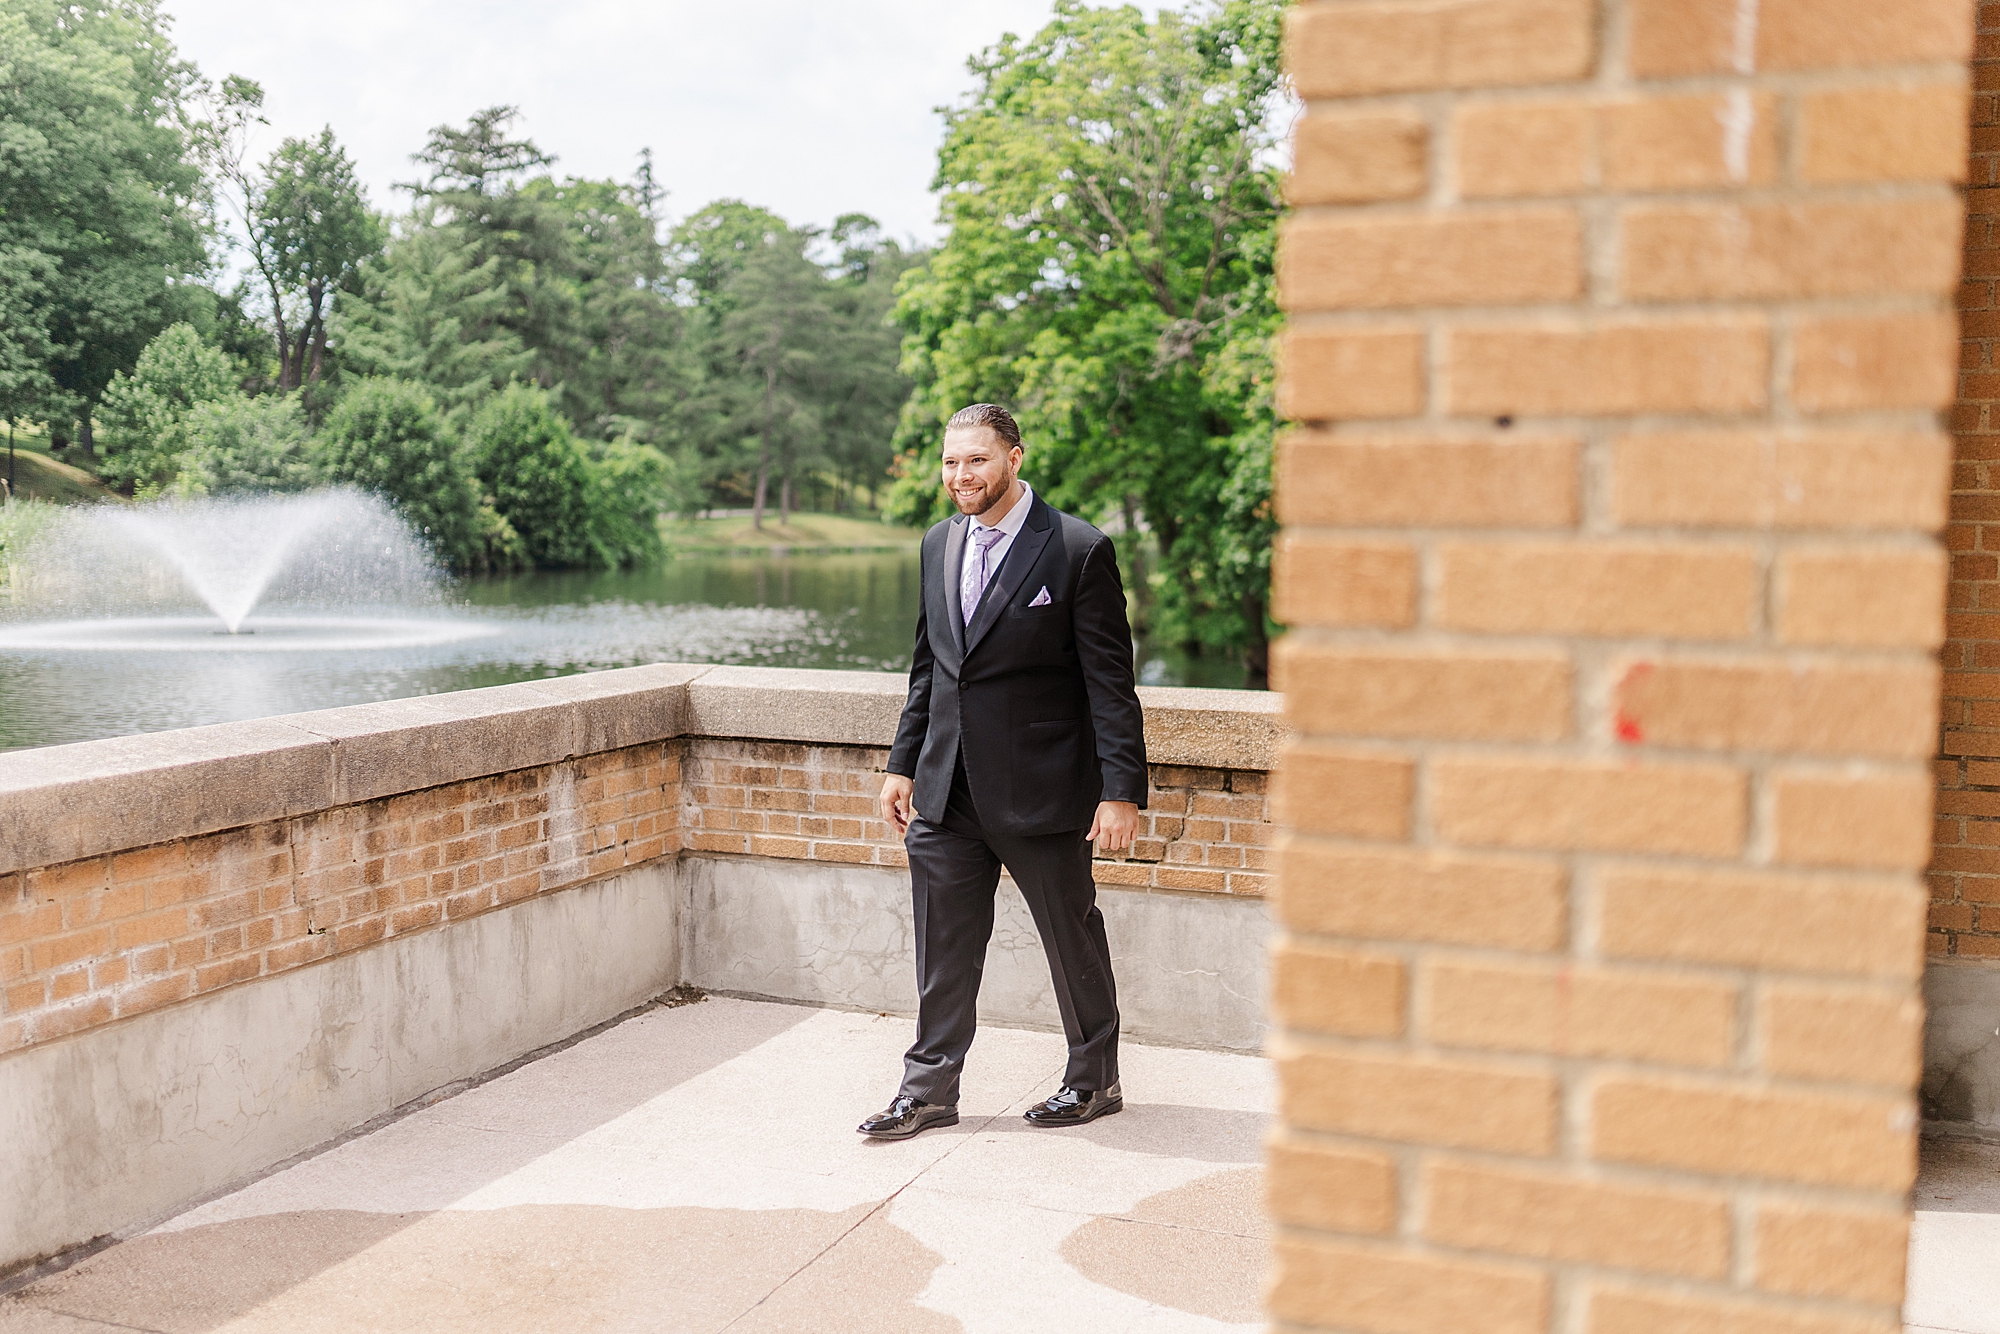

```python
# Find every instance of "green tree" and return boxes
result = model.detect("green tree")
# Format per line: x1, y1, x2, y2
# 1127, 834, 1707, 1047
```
174, 395, 319, 495
151, 279, 278, 390
403, 108, 580, 395
0, 249, 58, 431
463, 383, 597, 567
255, 131, 382, 387
522, 173, 685, 438
205, 82, 383, 388
95, 324, 238, 491
663, 206, 924, 522
338, 108, 556, 416
820, 214, 919, 511
343, 112, 689, 439
461, 384, 669, 569
0, 0, 208, 444
669, 200, 793, 312
338, 123, 910, 525
715, 235, 834, 529
336, 216, 532, 412
891, 0, 1286, 679
315, 379, 482, 566
584, 435, 671, 567
663, 201, 795, 511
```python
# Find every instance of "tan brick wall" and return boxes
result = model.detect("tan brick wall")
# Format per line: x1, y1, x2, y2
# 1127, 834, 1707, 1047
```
680, 739, 1272, 895
1273, 0, 1968, 1329
0, 743, 681, 1056
680, 740, 908, 868
0, 737, 1272, 1059
1936, 0, 2000, 955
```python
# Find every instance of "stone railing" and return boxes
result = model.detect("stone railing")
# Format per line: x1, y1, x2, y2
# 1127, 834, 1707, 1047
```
0, 665, 1282, 1278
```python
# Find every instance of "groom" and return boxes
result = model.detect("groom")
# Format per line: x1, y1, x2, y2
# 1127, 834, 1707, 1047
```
860, 403, 1147, 1140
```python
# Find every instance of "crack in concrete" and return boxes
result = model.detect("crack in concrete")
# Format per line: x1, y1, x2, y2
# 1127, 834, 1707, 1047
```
14, 1307, 169, 1334
714, 1058, 1065, 1333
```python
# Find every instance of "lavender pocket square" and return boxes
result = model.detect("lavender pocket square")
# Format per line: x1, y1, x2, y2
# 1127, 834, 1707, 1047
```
1028, 586, 1053, 607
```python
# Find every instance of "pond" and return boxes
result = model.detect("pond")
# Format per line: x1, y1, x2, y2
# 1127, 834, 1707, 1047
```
0, 551, 1248, 752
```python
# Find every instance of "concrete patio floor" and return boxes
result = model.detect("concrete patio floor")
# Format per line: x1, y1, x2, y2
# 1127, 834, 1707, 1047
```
0, 996, 1270, 1333
1908, 1136, 2000, 1334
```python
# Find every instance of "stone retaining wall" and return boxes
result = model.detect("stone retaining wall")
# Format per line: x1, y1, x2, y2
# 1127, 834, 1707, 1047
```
0, 673, 1278, 1065
0, 664, 1281, 1276
1, 744, 679, 1057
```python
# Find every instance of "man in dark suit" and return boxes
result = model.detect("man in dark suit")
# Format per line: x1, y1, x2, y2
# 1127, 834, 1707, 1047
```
859, 403, 1147, 1141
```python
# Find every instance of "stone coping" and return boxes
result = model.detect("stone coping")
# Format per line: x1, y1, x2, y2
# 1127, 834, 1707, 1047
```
0, 665, 1283, 877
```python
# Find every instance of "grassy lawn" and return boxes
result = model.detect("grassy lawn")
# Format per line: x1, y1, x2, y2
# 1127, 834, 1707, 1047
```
665, 510, 924, 553
2, 443, 123, 505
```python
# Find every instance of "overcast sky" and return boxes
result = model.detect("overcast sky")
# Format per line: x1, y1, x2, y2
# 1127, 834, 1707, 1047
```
161, 0, 1103, 243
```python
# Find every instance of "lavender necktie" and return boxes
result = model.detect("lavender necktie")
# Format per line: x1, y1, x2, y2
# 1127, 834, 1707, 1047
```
963, 523, 1006, 625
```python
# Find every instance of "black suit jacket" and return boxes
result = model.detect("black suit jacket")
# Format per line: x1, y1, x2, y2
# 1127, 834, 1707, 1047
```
887, 492, 1147, 835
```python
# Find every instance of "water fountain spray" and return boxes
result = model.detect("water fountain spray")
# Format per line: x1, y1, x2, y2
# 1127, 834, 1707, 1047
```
0, 488, 492, 652
102, 496, 347, 633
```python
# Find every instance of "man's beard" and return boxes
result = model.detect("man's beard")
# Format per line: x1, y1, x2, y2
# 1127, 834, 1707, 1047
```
954, 473, 1014, 517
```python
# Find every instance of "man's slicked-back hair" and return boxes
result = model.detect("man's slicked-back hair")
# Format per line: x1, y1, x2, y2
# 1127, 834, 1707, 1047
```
945, 403, 1023, 448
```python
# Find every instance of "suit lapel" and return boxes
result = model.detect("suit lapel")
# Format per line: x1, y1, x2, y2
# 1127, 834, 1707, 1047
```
942, 515, 968, 656
963, 497, 1053, 659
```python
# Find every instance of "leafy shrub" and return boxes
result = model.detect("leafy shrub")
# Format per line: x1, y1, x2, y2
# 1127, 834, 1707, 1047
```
314, 378, 481, 567
882, 447, 951, 531
465, 384, 599, 568
174, 395, 320, 495
473, 502, 529, 572
95, 324, 237, 491
584, 435, 670, 567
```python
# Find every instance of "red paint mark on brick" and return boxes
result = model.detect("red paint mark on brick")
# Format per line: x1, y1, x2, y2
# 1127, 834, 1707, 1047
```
1615, 662, 1652, 743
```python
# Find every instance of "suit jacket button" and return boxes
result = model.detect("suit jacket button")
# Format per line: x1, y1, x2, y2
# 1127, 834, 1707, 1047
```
958, 681, 969, 691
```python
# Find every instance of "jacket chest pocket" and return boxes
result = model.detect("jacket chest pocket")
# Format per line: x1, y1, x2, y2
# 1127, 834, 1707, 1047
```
1006, 600, 1069, 661
1008, 602, 1067, 642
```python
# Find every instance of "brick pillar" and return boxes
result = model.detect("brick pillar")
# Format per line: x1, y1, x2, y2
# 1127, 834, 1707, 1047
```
1269, 2, 1970, 1331
1937, 2, 2000, 958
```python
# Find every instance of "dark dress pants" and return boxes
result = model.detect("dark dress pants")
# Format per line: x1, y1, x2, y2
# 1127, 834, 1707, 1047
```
898, 760, 1120, 1106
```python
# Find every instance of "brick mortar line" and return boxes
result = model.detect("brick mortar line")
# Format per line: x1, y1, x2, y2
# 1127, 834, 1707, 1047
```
1269, 1218, 1903, 1322
1293, 69, 1976, 105
1276, 1024, 1923, 1098
1274, 1122, 1915, 1212
1286, 175, 1966, 209
1287, 296, 1962, 326
1280, 923, 1925, 986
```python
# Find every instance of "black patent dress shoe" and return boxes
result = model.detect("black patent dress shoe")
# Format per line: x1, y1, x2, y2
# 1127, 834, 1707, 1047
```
1023, 1082, 1123, 1127
858, 1094, 959, 1140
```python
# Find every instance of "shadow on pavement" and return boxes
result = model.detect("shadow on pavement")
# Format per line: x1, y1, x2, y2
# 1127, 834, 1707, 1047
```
2, 998, 823, 1334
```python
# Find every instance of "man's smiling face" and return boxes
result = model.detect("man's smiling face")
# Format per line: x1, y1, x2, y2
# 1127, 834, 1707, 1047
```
940, 425, 1022, 518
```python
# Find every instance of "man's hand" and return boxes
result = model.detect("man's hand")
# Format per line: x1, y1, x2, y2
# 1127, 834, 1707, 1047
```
880, 774, 917, 836
1088, 800, 1140, 853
